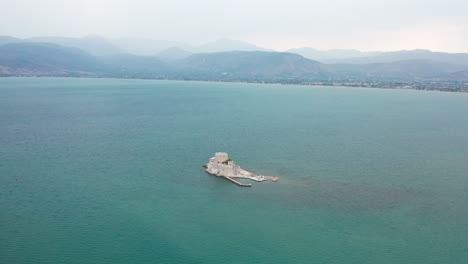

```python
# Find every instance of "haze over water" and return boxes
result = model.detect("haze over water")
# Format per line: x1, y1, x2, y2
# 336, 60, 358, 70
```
1, 78, 468, 263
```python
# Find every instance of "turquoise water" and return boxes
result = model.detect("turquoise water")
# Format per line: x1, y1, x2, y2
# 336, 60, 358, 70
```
1, 78, 468, 264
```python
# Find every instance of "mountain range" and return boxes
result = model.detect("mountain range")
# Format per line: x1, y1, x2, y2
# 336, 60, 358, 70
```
3, 35, 468, 64
285, 48, 379, 61
0, 36, 269, 56
1, 36, 468, 84
0, 35, 124, 56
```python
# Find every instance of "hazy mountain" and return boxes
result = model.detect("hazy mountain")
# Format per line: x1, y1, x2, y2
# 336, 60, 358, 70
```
2, 42, 468, 82
178, 51, 325, 80
178, 52, 468, 81
288, 48, 468, 67
113, 38, 192, 55
0, 35, 274, 56
327, 59, 468, 80
156, 47, 192, 61
27, 35, 125, 56
439, 70, 468, 81
113, 38, 267, 55
0, 36, 23, 45
0, 42, 170, 77
99, 54, 170, 78
287, 47, 378, 61
323, 49, 468, 65
0, 42, 102, 76
191, 38, 268, 53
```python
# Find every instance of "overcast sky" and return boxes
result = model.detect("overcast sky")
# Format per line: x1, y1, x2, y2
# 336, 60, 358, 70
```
1, 0, 468, 52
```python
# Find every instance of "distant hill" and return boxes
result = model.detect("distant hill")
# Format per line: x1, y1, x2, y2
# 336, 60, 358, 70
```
113, 38, 192, 55
156, 47, 192, 61
191, 38, 269, 53
287, 47, 378, 61
322, 49, 468, 65
0, 35, 125, 56
112, 38, 267, 55
0, 42, 102, 76
0, 42, 171, 78
1, 42, 468, 83
27, 36, 125, 56
327, 59, 468, 80
178, 51, 325, 80
439, 70, 468, 81
287, 48, 468, 67
0, 36, 23, 45
99, 54, 170, 78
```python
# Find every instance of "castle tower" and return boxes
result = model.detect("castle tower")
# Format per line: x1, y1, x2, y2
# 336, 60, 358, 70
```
214, 152, 229, 164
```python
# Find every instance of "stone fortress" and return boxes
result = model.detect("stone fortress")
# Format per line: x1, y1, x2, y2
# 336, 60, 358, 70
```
204, 152, 279, 186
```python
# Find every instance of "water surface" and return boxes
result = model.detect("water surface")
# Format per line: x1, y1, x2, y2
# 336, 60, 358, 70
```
1, 78, 468, 263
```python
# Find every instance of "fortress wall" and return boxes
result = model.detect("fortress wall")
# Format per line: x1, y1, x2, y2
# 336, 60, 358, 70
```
214, 152, 229, 163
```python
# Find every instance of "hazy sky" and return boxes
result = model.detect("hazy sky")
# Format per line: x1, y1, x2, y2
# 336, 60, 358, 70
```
1, 0, 468, 52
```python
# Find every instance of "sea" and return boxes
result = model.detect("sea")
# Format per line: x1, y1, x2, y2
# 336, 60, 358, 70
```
1, 78, 468, 264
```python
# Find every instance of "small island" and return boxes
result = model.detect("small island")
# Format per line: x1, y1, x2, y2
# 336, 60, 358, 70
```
203, 152, 279, 187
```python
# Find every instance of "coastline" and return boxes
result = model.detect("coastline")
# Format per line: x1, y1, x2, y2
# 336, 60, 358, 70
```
1, 76, 467, 94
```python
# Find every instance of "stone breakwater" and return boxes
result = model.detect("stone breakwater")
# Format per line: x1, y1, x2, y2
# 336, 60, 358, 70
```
204, 152, 279, 186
